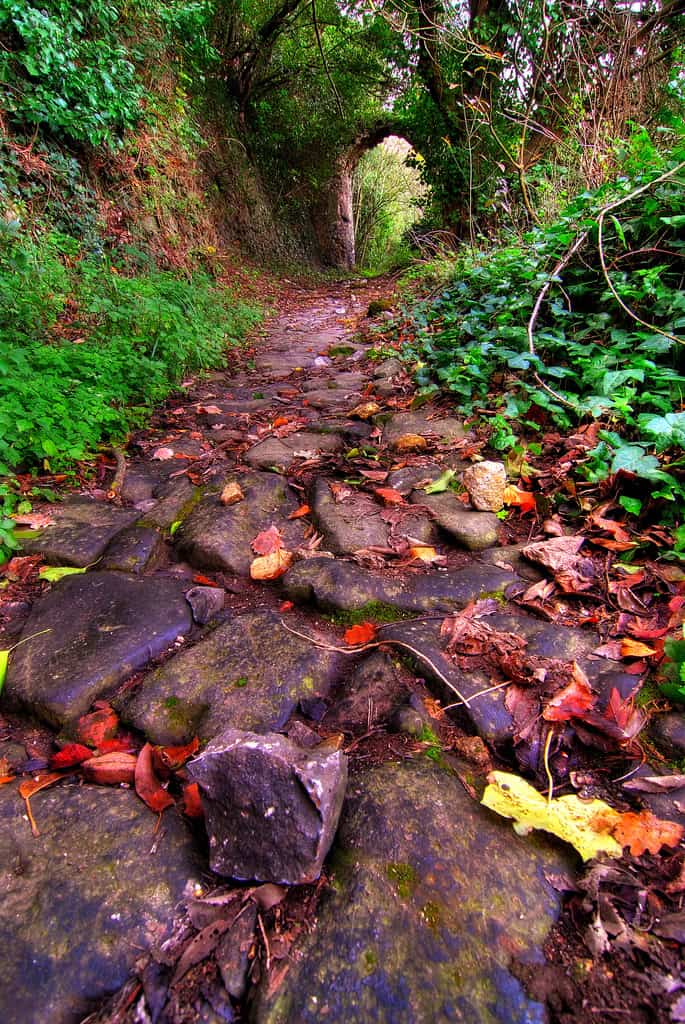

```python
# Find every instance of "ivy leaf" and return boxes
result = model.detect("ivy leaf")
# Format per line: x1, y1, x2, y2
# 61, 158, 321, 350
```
609, 444, 661, 479
424, 469, 456, 493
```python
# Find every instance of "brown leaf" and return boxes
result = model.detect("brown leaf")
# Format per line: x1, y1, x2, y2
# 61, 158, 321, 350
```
152, 447, 175, 460
287, 504, 311, 519
76, 706, 120, 749
197, 404, 223, 415
612, 810, 683, 856
82, 752, 137, 785
251, 525, 284, 555
134, 743, 174, 813
623, 775, 685, 794
19, 773, 63, 836
543, 663, 597, 722
373, 487, 405, 506
393, 434, 428, 452
220, 482, 244, 505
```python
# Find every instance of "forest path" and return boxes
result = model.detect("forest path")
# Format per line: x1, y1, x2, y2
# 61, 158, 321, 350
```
0, 278, 669, 1024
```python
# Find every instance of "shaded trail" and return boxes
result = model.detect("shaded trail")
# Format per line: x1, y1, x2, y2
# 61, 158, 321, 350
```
0, 279, 674, 1024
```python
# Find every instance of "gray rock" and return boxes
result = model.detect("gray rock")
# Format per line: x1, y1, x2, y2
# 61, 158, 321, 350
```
479, 543, 545, 580
176, 472, 306, 575
142, 477, 197, 530
411, 491, 499, 550
386, 462, 443, 495
121, 610, 343, 744
304, 390, 362, 411
312, 478, 435, 554
382, 411, 465, 445
0, 782, 201, 1024
462, 460, 507, 512
254, 760, 570, 1024
650, 713, 685, 759
323, 651, 409, 733
244, 431, 344, 471
283, 557, 517, 615
4, 572, 191, 728
188, 729, 348, 884
20, 497, 139, 567
185, 585, 225, 625
215, 901, 258, 999
303, 372, 366, 392
100, 524, 162, 573
372, 357, 403, 379
390, 704, 430, 736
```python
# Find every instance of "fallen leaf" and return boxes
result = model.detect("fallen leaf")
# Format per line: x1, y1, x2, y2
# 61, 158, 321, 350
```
482, 770, 623, 861
39, 566, 87, 583
620, 638, 656, 658
279, 600, 294, 612
197, 404, 222, 415
251, 525, 284, 555
374, 487, 405, 506
522, 535, 595, 593
192, 573, 220, 587
344, 622, 377, 645
612, 810, 683, 856
134, 743, 174, 813
250, 549, 293, 580
360, 470, 389, 482
10, 511, 54, 529
157, 736, 200, 771
77, 706, 120, 748
349, 401, 381, 419
288, 504, 311, 519
0, 650, 8, 694
19, 773, 64, 836
48, 743, 93, 770
393, 433, 428, 452
220, 482, 244, 505
252, 883, 287, 910
623, 775, 685, 794
543, 663, 597, 722
182, 781, 204, 818
424, 469, 456, 494
82, 751, 137, 785
5, 555, 42, 581
409, 545, 440, 563
96, 736, 137, 754
503, 484, 537, 514
272, 415, 290, 428
152, 447, 175, 460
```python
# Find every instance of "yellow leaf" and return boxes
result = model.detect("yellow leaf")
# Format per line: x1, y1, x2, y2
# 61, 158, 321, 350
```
619, 638, 656, 658
39, 566, 87, 583
0, 650, 8, 694
409, 545, 440, 563
250, 549, 293, 581
393, 434, 428, 452
481, 771, 623, 862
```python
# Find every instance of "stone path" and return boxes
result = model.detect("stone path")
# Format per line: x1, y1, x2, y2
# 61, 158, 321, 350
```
0, 280, 645, 1023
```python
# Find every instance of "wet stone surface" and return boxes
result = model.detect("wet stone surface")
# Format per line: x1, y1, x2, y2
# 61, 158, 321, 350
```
0, 782, 201, 1024
5, 572, 192, 728
121, 610, 344, 744
20, 497, 140, 567
254, 760, 571, 1024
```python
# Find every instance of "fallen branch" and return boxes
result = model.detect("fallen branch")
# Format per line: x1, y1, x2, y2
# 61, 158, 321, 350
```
99, 445, 128, 497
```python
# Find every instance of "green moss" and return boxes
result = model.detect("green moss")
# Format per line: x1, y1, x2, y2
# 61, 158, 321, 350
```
386, 861, 418, 899
421, 900, 442, 931
323, 601, 413, 626
327, 344, 355, 357
478, 588, 507, 605
361, 948, 378, 974
233, 676, 248, 688
164, 696, 179, 709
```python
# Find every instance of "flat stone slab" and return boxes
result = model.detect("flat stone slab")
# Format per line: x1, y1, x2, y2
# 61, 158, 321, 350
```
189, 729, 347, 884
381, 411, 465, 445
4, 572, 192, 727
244, 431, 344, 471
303, 372, 366, 392
121, 610, 343, 744
175, 472, 306, 575
410, 491, 499, 550
255, 760, 570, 1024
142, 477, 197, 530
312, 478, 434, 554
100, 524, 162, 573
0, 782, 201, 1024
305, 389, 363, 410
20, 497, 139, 567
283, 558, 517, 614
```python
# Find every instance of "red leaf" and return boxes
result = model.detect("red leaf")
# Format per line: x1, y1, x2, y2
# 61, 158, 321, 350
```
182, 782, 204, 819
287, 505, 311, 519
76, 706, 119, 748
344, 622, 377, 645
503, 484, 537, 514
251, 525, 284, 555
135, 743, 174, 813
272, 416, 290, 428
279, 600, 294, 612
49, 743, 93, 770
543, 663, 597, 722
373, 487, 405, 506
157, 736, 200, 772
96, 736, 136, 754
193, 573, 219, 587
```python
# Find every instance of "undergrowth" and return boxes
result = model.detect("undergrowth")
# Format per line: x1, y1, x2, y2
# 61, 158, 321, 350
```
0, 229, 261, 557
402, 135, 685, 517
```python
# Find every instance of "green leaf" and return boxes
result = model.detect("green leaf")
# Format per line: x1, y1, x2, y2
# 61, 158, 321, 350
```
39, 566, 87, 583
424, 470, 456, 494
0, 650, 8, 695
169, 520, 182, 536
618, 496, 642, 516
610, 444, 661, 478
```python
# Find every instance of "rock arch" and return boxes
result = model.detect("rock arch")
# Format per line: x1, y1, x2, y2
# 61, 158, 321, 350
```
313, 121, 418, 269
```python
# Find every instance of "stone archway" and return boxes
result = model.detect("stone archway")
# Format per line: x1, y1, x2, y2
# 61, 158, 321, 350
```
313, 121, 417, 269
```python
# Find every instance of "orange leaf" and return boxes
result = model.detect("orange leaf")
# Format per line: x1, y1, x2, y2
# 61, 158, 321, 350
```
620, 638, 656, 658
182, 782, 204, 819
19, 773, 63, 836
612, 810, 683, 856
0, 774, 15, 786
288, 504, 311, 519
409, 545, 440, 563
251, 525, 284, 555
503, 485, 537, 514
250, 549, 293, 580
157, 736, 200, 771
373, 487, 405, 506
192, 573, 220, 587
76, 706, 119, 748
543, 663, 597, 722
134, 743, 174, 814
344, 622, 377, 645
279, 600, 294, 612
49, 743, 93, 770
272, 416, 290, 428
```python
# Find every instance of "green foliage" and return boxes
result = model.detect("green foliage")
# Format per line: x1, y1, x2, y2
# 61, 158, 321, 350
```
0, 230, 261, 558
403, 140, 685, 521
352, 142, 424, 272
